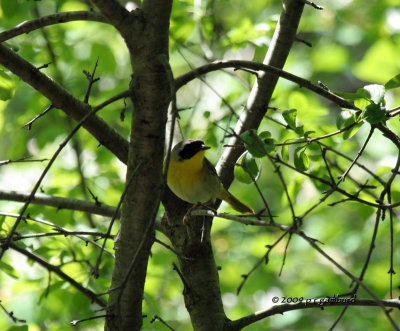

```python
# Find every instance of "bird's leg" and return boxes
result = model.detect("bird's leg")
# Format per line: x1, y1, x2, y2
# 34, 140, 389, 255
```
183, 203, 199, 226
183, 200, 216, 225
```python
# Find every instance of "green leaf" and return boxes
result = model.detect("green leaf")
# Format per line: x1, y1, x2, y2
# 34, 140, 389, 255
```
282, 108, 297, 129
353, 87, 372, 110
336, 91, 364, 101
294, 147, 309, 171
343, 116, 363, 140
259, 131, 276, 153
384, 74, 400, 91
337, 85, 385, 110
354, 97, 370, 111
281, 143, 289, 162
336, 111, 352, 129
363, 103, 386, 124
235, 152, 260, 184
0, 70, 16, 101
240, 130, 271, 157
362, 84, 385, 104
0, 261, 19, 279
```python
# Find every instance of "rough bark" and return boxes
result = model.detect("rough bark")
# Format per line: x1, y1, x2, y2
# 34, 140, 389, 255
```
162, 190, 227, 331
93, 0, 173, 330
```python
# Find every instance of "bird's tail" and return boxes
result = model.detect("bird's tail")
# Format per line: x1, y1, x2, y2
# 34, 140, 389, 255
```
219, 187, 255, 214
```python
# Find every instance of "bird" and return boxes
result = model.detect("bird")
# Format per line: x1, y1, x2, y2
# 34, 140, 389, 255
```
166, 139, 255, 215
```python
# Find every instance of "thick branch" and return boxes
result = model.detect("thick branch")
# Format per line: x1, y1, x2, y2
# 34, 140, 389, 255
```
0, 190, 118, 218
0, 44, 129, 164
91, 0, 142, 42
105, 0, 173, 329
0, 11, 107, 42
215, 0, 305, 187
229, 298, 400, 330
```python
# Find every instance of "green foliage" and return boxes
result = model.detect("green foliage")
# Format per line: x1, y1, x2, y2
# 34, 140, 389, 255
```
1, 0, 400, 330
235, 151, 260, 184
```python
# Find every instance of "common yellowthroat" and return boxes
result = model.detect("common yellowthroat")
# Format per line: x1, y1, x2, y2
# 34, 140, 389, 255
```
167, 139, 254, 214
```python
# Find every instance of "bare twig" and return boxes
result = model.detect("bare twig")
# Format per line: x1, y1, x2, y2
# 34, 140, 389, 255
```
23, 105, 54, 129
0, 190, 118, 218
0, 300, 26, 323
70, 314, 108, 326
0, 156, 48, 166
338, 127, 375, 182
237, 231, 289, 295
143, 296, 176, 331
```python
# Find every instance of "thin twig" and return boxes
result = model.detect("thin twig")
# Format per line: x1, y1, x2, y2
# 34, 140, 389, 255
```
70, 314, 108, 326
143, 295, 176, 331
23, 105, 54, 130
338, 127, 375, 182
0, 156, 48, 166
237, 231, 289, 295
0, 300, 26, 323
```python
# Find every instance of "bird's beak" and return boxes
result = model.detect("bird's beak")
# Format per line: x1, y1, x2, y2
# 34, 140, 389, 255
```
201, 144, 211, 151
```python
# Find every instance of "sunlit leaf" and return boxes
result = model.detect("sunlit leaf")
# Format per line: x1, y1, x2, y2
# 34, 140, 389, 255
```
384, 74, 400, 90
362, 84, 385, 105
282, 108, 297, 129
354, 98, 370, 111
343, 115, 363, 140
235, 152, 260, 184
336, 111, 353, 129
281, 143, 289, 162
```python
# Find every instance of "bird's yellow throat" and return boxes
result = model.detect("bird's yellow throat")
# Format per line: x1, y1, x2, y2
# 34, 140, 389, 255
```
172, 150, 205, 172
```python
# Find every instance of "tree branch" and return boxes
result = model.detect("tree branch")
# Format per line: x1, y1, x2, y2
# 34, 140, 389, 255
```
0, 190, 118, 218
0, 211, 115, 258
229, 298, 400, 330
0, 11, 107, 43
0, 43, 129, 164
104, 0, 173, 329
175, 60, 355, 111
91, 0, 142, 42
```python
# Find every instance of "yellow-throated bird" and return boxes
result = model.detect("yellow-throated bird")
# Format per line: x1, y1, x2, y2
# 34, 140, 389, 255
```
167, 139, 254, 214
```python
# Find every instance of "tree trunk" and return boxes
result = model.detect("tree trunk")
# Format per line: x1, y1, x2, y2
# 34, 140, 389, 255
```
104, 1, 173, 329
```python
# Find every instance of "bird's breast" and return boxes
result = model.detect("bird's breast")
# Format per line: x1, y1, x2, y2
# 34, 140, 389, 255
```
167, 157, 220, 204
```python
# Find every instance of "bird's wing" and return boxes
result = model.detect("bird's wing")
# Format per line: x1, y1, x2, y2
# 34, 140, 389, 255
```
203, 157, 219, 177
